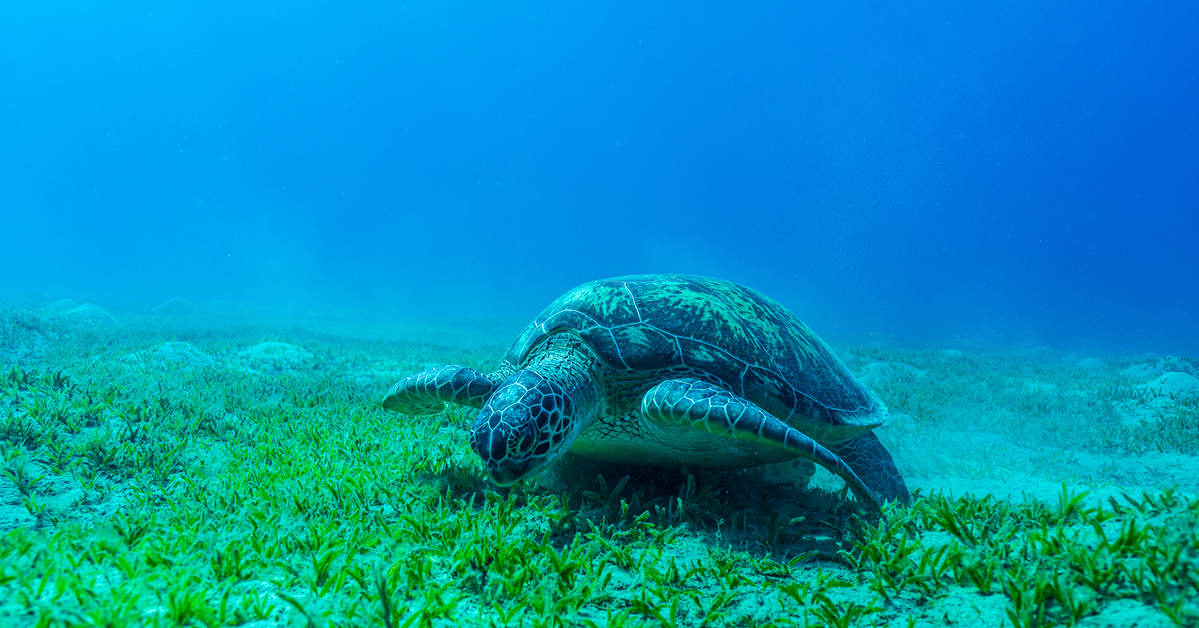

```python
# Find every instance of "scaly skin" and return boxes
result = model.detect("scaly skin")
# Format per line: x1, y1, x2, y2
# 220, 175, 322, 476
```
381, 365, 498, 415
639, 377, 882, 510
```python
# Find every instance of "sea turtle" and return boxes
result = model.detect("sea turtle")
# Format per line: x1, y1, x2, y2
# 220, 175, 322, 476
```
382, 274, 910, 509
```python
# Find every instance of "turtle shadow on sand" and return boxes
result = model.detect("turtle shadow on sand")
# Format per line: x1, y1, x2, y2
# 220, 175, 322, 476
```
417, 427, 883, 562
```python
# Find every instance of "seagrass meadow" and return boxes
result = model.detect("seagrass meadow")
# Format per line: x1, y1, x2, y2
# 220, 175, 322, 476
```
0, 303, 1197, 628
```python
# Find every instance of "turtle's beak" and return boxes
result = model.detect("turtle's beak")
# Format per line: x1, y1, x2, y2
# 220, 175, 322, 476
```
469, 417, 543, 485
486, 457, 541, 486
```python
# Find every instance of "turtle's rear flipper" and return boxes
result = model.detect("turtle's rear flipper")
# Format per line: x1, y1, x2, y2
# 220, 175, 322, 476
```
829, 432, 911, 505
641, 378, 881, 512
382, 365, 496, 415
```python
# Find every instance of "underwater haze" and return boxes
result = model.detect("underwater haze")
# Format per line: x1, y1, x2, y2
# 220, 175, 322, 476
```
2, 0, 1198, 353
5, 3, 1199, 627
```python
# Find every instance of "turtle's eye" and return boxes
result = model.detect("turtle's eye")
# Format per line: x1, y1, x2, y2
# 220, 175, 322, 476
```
514, 423, 537, 454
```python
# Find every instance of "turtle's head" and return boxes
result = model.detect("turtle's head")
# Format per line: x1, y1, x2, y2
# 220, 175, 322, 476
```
469, 369, 579, 486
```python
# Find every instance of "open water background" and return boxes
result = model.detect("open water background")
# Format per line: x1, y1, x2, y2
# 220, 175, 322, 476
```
2, 1, 1196, 355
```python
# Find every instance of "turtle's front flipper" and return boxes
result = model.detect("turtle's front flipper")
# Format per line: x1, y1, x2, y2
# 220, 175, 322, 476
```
641, 378, 881, 511
382, 365, 496, 416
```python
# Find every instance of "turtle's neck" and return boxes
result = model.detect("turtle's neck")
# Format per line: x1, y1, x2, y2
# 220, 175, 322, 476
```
525, 334, 601, 422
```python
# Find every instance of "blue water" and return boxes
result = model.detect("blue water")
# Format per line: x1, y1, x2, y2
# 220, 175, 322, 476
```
2, 1, 1196, 355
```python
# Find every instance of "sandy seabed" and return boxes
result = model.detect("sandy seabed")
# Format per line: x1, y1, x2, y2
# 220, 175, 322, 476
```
0, 299, 1195, 628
